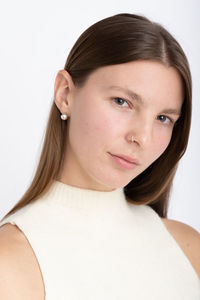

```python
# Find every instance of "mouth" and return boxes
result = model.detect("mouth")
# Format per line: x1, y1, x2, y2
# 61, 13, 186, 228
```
108, 152, 139, 170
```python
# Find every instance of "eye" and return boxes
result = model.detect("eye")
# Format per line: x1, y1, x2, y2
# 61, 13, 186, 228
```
157, 115, 173, 124
113, 97, 130, 108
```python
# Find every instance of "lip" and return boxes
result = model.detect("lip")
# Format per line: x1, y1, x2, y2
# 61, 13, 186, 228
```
109, 152, 139, 164
108, 152, 139, 170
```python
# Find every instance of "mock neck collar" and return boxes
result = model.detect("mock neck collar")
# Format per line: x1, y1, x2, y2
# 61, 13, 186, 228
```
43, 180, 129, 216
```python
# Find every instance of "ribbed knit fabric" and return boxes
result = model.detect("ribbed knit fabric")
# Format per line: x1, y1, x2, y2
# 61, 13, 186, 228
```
0, 180, 199, 299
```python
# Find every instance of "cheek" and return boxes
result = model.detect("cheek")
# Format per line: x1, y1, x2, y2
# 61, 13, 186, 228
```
151, 129, 172, 160
69, 97, 122, 159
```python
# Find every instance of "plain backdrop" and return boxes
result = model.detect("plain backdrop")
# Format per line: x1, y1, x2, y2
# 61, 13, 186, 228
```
0, 0, 199, 231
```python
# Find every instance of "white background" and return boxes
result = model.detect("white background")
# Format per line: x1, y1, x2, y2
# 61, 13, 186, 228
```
0, 0, 199, 231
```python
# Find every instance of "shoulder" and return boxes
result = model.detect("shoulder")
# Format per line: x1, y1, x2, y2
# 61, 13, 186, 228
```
161, 218, 200, 279
0, 223, 45, 299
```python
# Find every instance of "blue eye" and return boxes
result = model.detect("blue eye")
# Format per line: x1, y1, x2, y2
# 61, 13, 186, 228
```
113, 97, 129, 107
157, 115, 173, 124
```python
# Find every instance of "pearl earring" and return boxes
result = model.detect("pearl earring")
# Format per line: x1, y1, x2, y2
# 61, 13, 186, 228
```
61, 114, 68, 120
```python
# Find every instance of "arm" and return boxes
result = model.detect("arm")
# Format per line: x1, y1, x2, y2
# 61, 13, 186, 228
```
0, 224, 45, 299
161, 218, 200, 279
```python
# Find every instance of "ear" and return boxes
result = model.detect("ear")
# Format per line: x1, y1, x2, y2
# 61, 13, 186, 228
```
54, 69, 75, 117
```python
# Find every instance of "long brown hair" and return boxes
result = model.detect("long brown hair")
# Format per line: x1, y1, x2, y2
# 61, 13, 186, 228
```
1, 13, 192, 221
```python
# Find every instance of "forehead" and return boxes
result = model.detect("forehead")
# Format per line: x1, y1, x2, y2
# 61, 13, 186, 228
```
86, 60, 184, 106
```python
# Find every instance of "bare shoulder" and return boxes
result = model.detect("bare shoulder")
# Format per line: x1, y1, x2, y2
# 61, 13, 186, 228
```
161, 218, 200, 279
0, 223, 45, 299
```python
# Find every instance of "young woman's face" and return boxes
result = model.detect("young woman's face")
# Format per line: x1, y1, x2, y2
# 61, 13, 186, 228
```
56, 60, 183, 191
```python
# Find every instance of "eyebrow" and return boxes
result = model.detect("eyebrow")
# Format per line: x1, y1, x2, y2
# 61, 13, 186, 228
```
107, 85, 144, 104
107, 85, 181, 116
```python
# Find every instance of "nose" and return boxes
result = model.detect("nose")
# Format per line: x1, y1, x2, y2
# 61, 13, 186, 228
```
127, 115, 153, 148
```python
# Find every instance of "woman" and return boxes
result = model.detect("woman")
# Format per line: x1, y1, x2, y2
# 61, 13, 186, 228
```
0, 13, 199, 299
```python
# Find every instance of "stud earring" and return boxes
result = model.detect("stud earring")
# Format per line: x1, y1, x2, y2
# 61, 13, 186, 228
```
60, 114, 68, 120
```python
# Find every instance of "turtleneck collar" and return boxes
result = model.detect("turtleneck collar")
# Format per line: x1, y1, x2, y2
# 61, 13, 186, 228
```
43, 180, 129, 216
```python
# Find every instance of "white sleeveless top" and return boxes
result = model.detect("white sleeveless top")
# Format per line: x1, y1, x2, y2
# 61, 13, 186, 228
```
0, 180, 199, 299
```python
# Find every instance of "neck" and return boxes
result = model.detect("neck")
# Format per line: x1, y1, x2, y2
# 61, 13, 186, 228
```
55, 168, 117, 192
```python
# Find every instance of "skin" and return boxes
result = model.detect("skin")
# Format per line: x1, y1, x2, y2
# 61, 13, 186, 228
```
54, 60, 183, 191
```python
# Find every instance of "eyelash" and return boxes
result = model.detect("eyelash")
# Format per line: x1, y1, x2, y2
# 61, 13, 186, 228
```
112, 97, 174, 125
